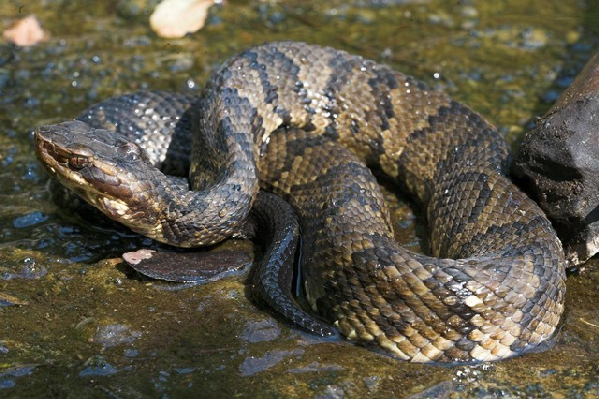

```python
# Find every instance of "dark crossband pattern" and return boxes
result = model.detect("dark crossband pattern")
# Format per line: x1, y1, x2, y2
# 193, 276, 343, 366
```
34, 42, 566, 363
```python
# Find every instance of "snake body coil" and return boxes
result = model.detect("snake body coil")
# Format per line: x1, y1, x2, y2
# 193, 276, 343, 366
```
35, 42, 566, 363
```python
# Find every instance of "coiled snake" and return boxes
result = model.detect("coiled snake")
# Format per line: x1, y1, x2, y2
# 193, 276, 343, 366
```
34, 42, 566, 363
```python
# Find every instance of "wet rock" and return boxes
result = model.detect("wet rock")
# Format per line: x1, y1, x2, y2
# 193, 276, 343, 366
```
123, 349, 140, 357
0, 365, 36, 389
0, 256, 47, 280
512, 49, 599, 265
91, 324, 142, 348
240, 319, 281, 343
407, 381, 453, 399
239, 349, 304, 376
315, 385, 345, 399
79, 356, 118, 377
12, 211, 48, 228
288, 361, 344, 374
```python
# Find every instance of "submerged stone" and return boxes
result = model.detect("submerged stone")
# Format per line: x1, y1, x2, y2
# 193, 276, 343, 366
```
91, 324, 142, 348
79, 356, 118, 377
239, 349, 304, 376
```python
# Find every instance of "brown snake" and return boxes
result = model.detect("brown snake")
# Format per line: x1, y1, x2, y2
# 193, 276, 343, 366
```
34, 42, 566, 363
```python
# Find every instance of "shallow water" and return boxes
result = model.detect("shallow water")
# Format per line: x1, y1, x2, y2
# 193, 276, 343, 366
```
1, 0, 599, 397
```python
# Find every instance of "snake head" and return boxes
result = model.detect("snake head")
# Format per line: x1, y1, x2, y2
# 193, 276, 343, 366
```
34, 120, 165, 232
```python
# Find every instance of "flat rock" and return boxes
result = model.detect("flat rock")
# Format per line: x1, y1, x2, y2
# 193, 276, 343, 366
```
512, 49, 599, 265
122, 249, 252, 283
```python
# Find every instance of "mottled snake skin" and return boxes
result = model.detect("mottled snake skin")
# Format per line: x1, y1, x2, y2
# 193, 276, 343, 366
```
34, 42, 566, 363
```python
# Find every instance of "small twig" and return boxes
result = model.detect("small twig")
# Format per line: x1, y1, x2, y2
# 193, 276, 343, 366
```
580, 318, 599, 328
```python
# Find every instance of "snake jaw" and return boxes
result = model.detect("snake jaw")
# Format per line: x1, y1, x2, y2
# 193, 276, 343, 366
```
34, 120, 163, 228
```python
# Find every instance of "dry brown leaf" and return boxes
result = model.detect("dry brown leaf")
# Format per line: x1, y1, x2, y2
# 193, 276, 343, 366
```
0, 292, 29, 306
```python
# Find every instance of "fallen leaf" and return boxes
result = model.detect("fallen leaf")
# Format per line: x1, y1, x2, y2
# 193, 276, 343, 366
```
122, 249, 155, 265
3, 15, 46, 46
0, 292, 29, 306
123, 249, 251, 283
149, 0, 217, 39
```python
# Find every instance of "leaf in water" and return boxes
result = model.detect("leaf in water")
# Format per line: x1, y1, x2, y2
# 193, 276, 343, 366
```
0, 293, 28, 307
122, 249, 252, 283
2, 15, 46, 46
149, 0, 217, 38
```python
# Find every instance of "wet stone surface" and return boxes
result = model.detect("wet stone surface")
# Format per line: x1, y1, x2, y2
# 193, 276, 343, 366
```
513, 48, 599, 267
1, 0, 599, 397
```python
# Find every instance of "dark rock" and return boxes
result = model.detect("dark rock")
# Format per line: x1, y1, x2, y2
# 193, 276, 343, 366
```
122, 249, 252, 283
512, 49, 599, 265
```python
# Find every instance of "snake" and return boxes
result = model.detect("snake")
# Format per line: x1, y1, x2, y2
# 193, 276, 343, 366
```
34, 41, 566, 363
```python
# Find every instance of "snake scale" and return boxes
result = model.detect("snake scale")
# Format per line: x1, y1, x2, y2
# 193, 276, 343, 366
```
34, 42, 566, 363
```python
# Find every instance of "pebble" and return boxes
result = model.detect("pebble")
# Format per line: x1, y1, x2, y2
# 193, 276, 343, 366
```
240, 319, 281, 343
91, 324, 142, 348
239, 349, 304, 376
79, 356, 118, 377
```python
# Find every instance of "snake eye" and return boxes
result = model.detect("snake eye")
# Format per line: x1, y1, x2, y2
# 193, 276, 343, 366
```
69, 155, 89, 169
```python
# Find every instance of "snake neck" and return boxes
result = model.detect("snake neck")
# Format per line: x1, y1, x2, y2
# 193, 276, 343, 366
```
129, 173, 256, 248
181, 80, 265, 247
